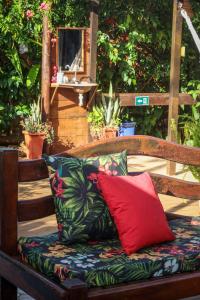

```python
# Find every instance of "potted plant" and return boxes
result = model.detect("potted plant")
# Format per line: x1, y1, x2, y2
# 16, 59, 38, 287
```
21, 98, 54, 159
88, 83, 121, 139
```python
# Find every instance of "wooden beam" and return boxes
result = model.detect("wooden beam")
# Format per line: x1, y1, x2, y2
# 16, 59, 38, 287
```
167, 0, 183, 175
183, 0, 193, 17
117, 93, 194, 106
41, 13, 51, 121
89, 0, 99, 82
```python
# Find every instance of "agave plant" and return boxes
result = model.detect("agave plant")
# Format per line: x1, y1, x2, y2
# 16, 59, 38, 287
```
101, 83, 121, 128
21, 98, 54, 144
88, 83, 121, 139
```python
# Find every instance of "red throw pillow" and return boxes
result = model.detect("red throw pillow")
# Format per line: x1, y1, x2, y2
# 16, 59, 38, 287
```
97, 172, 175, 255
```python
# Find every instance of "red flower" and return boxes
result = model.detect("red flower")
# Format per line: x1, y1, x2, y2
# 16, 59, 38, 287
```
26, 10, 34, 19
191, 220, 200, 226
112, 170, 118, 176
106, 248, 124, 255
98, 166, 112, 176
87, 173, 98, 182
52, 172, 65, 197
26, 241, 40, 248
58, 223, 63, 232
39, 2, 49, 10
88, 240, 99, 245
100, 248, 124, 258
87, 172, 101, 189
58, 223, 64, 239
55, 265, 69, 280
56, 179, 64, 197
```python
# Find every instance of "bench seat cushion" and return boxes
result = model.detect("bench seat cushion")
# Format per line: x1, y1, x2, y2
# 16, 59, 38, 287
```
18, 217, 200, 288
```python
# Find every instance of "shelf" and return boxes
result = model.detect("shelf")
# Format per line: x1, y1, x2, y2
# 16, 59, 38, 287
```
50, 82, 98, 107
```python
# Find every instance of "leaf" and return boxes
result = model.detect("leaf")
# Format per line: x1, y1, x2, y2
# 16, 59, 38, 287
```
26, 64, 40, 89
5, 48, 23, 80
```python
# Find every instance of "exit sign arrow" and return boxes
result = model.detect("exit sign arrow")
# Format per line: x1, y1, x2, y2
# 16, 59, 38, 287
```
135, 96, 150, 106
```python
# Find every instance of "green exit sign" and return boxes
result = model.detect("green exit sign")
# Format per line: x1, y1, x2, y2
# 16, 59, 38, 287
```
135, 96, 149, 106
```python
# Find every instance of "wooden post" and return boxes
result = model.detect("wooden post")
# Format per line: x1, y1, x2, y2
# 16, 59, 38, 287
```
41, 13, 51, 122
0, 149, 18, 300
167, 0, 183, 175
89, 0, 99, 82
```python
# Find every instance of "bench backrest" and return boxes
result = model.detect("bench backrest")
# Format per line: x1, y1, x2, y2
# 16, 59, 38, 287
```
18, 135, 200, 221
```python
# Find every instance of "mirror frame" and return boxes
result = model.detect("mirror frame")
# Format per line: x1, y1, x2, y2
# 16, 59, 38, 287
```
56, 27, 86, 74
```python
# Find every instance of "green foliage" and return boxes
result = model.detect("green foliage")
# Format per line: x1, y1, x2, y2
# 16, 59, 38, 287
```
97, 0, 200, 137
120, 106, 168, 138
88, 83, 121, 139
102, 83, 121, 128
0, 101, 29, 135
180, 102, 200, 181
0, 0, 44, 134
181, 102, 200, 181
1, 0, 200, 138
26, 64, 40, 89
179, 79, 200, 181
21, 98, 54, 144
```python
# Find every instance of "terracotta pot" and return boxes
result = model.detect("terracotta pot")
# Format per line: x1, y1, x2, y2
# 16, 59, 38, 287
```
23, 131, 45, 159
104, 128, 118, 139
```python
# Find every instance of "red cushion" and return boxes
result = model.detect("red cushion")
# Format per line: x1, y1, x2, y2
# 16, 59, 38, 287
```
97, 173, 175, 255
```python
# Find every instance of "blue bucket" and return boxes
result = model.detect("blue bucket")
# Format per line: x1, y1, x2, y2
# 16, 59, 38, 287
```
119, 122, 136, 136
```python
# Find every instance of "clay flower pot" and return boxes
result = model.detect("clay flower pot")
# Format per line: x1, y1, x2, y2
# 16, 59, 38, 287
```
23, 131, 45, 159
104, 128, 118, 139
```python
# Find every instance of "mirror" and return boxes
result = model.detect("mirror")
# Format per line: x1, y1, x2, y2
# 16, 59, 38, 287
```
58, 28, 85, 72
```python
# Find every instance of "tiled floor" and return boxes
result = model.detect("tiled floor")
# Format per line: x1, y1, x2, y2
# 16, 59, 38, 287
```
17, 156, 200, 299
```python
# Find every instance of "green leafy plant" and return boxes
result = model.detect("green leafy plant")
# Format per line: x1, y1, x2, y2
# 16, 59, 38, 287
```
181, 102, 200, 181
102, 83, 121, 128
87, 105, 104, 140
1, 0, 200, 140
21, 98, 54, 144
88, 83, 121, 139
26, 64, 41, 89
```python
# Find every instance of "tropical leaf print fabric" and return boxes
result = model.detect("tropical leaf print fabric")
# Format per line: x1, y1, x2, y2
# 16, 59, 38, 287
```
43, 151, 127, 243
18, 217, 200, 288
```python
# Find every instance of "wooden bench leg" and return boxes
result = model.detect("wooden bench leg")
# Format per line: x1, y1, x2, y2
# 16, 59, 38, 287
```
0, 278, 17, 300
63, 279, 88, 300
0, 150, 18, 300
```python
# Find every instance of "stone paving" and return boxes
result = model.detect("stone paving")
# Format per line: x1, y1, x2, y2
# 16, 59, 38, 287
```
17, 156, 200, 299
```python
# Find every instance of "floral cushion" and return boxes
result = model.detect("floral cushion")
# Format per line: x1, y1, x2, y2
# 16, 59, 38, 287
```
43, 151, 127, 243
18, 217, 200, 288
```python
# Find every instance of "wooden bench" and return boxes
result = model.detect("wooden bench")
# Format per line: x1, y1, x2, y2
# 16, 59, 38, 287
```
0, 135, 199, 300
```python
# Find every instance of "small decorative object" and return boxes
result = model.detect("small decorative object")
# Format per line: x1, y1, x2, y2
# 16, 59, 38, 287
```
51, 37, 57, 47
71, 63, 79, 83
21, 98, 54, 159
44, 151, 127, 243
63, 74, 69, 83
97, 172, 175, 255
51, 65, 58, 83
88, 82, 121, 139
57, 67, 64, 83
